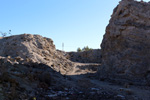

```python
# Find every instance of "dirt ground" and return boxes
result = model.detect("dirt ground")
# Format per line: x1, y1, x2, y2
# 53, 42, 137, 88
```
60, 62, 150, 100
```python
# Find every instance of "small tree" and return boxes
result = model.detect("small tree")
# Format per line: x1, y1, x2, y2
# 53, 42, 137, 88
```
0, 30, 11, 37
77, 47, 82, 52
82, 46, 92, 51
0, 32, 7, 37
77, 46, 92, 52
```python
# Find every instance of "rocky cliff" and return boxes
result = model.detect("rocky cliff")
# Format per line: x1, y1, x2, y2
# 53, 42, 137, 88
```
99, 0, 150, 85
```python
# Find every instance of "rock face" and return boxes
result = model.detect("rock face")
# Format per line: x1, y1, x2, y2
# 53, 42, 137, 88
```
99, 0, 150, 85
0, 34, 74, 74
66, 49, 101, 63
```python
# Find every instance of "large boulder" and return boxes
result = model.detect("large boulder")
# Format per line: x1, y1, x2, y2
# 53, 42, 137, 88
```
99, 0, 150, 85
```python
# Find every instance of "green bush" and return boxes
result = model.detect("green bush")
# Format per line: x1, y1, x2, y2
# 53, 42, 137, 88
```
77, 47, 82, 52
77, 46, 92, 52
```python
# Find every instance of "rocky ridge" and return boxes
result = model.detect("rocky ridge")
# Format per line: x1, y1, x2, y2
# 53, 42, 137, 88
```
99, 0, 150, 85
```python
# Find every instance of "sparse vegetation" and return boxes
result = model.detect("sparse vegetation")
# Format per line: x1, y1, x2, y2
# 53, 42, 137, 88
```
77, 46, 92, 52
77, 47, 82, 52
0, 30, 11, 37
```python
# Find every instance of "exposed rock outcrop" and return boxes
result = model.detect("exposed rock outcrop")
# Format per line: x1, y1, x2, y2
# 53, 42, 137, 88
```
65, 49, 101, 63
99, 0, 150, 85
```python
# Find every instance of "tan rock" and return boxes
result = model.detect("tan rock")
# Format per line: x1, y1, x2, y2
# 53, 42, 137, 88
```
99, 0, 150, 85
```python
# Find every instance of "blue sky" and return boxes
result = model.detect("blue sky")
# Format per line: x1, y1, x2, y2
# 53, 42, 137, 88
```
0, 0, 149, 51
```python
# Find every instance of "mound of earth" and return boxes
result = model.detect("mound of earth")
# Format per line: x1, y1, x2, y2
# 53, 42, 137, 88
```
99, 0, 150, 85
0, 34, 74, 74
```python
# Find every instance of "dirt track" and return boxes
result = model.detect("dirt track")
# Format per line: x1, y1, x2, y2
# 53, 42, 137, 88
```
64, 62, 150, 100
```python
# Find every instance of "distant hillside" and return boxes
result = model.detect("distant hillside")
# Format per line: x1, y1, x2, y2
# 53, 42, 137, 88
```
65, 49, 101, 63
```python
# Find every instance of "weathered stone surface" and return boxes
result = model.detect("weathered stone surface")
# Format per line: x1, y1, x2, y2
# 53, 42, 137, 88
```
65, 49, 101, 63
99, 0, 150, 85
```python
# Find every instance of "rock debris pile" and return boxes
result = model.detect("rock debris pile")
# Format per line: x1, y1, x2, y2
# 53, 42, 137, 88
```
0, 34, 74, 74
